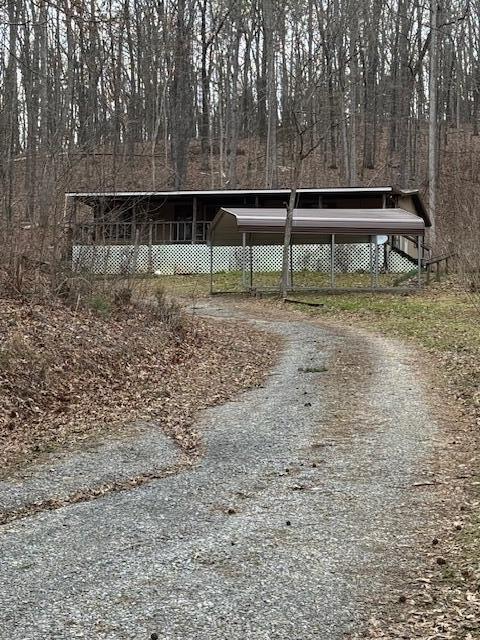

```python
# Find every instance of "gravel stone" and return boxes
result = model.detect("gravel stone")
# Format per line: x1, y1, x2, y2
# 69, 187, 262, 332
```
0, 305, 440, 639
0, 422, 178, 512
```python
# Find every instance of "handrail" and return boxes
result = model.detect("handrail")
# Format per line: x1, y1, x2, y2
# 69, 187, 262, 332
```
423, 253, 455, 284
423, 252, 455, 267
404, 235, 431, 253
72, 220, 211, 245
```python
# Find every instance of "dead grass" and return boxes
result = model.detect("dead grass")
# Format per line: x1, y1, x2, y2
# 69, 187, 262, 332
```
252, 280, 480, 640
120, 270, 409, 300
287, 283, 480, 426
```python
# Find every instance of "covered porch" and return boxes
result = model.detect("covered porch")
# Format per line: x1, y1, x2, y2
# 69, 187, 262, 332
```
66, 189, 292, 247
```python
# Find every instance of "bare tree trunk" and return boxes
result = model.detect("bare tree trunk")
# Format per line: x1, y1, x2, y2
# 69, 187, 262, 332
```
199, 0, 210, 170
281, 178, 299, 299
170, 0, 193, 189
226, 17, 241, 187
263, 0, 278, 188
349, 15, 358, 185
362, 0, 381, 169
428, 0, 439, 247
281, 129, 321, 297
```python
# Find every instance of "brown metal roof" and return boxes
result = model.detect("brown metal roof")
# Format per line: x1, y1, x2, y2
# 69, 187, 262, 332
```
65, 186, 429, 222
66, 186, 430, 228
66, 186, 393, 198
210, 207, 425, 246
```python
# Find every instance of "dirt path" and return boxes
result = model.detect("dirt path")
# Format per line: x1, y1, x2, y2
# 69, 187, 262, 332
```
0, 302, 444, 639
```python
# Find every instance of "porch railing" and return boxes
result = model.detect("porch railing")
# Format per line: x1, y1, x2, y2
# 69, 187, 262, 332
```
72, 221, 211, 245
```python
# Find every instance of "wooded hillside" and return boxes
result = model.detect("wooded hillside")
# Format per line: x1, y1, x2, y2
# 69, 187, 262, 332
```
0, 0, 478, 262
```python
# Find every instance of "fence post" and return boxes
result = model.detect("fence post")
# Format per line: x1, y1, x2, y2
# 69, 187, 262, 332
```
289, 242, 293, 291
209, 241, 214, 294
148, 222, 153, 273
249, 238, 253, 289
418, 235, 422, 287
330, 234, 335, 288
64, 223, 74, 270
242, 232, 248, 289
370, 235, 374, 288
131, 228, 140, 274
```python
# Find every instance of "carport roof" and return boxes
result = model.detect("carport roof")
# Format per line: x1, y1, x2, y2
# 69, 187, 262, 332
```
210, 207, 425, 245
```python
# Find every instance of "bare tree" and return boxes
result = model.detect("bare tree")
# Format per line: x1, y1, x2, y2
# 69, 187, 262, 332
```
429, 0, 439, 247
170, 0, 194, 189
281, 115, 323, 298
0, 0, 477, 271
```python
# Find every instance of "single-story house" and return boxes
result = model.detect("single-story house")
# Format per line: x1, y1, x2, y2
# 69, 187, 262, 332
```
66, 186, 429, 286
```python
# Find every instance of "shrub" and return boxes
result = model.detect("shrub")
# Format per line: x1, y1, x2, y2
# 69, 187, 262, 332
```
56, 274, 94, 308
87, 293, 112, 316
114, 287, 133, 307
154, 285, 186, 334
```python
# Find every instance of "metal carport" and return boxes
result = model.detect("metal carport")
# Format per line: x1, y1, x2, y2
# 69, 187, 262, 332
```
208, 207, 426, 293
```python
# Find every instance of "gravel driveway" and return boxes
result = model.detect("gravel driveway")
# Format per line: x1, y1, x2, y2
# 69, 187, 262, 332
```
0, 304, 441, 639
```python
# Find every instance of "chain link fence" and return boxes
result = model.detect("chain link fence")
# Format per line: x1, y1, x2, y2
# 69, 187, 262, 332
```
72, 236, 420, 292
209, 239, 418, 293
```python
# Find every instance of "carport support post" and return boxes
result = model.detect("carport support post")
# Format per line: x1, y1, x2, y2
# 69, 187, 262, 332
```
289, 242, 293, 291
148, 222, 153, 273
417, 235, 422, 287
191, 196, 197, 244
330, 234, 335, 288
248, 233, 253, 290
209, 241, 214, 294
369, 236, 374, 288
374, 236, 379, 287
242, 232, 248, 290
249, 238, 253, 289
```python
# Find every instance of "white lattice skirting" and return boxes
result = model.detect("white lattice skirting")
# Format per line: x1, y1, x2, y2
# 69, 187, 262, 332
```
72, 243, 414, 275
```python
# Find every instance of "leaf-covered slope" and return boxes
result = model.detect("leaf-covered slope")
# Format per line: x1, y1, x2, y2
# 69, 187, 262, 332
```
0, 297, 278, 475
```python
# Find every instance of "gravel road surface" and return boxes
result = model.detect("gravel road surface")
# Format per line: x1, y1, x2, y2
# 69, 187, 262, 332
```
0, 421, 178, 512
0, 305, 440, 639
